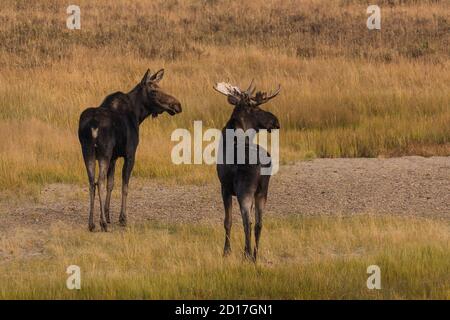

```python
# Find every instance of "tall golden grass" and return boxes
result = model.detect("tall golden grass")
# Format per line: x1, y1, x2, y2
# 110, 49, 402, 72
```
0, 0, 449, 194
0, 215, 448, 299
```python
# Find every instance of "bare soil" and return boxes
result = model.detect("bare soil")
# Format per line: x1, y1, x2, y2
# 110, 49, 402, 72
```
1, 157, 449, 235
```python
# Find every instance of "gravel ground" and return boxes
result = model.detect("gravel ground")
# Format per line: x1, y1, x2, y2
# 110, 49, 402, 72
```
0, 157, 449, 234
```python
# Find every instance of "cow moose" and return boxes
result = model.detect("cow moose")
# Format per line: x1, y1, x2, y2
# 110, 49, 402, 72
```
213, 80, 280, 261
78, 69, 182, 232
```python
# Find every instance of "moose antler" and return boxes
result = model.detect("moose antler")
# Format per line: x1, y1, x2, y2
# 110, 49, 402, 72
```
245, 79, 256, 96
213, 81, 281, 106
213, 80, 257, 98
213, 82, 242, 97
251, 84, 281, 106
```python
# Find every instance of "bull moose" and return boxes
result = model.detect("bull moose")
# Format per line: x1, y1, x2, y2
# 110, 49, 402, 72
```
78, 69, 182, 232
213, 80, 280, 261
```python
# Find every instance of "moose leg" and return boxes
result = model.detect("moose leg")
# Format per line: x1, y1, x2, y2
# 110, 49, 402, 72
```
104, 158, 116, 224
119, 157, 135, 226
86, 160, 96, 232
253, 194, 266, 261
82, 146, 96, 232
238, 194, 254, 260
97, 159, 110, 232
222, 188, 233, 256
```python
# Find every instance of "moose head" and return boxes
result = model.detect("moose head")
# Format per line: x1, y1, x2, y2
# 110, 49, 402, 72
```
213, 80, 280, 132
139, 69, 182, 118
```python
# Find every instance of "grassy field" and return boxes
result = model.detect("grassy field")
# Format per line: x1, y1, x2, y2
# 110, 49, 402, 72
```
0, 1, 448, 301
0, 0, 449, 195
0, 215, 448, 299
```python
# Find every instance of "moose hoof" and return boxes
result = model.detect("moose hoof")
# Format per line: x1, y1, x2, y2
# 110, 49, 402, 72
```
100, 221, 108, 232
244, 252, 256, 263
88, 224, 96, 232
119, 218, 127, 227
223, 247, 231, 257
253, 249, 258, 261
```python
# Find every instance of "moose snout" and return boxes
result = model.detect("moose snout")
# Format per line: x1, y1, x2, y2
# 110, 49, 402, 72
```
170, 101, 182, 114
165, 100, 182, 116
270, 119, 280, 131
273, 120, 280, 129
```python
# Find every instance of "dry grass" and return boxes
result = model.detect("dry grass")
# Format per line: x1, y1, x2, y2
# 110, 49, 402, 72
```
0, 0, 449, 194
0, 2, 448, 300
0, 215, 448, 299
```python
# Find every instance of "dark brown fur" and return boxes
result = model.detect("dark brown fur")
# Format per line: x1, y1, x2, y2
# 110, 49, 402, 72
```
78, 69, 182, 232
214, 81, 280, 261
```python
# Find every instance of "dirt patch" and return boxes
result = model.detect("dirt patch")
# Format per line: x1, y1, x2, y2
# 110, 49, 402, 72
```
0, 157, 449, 235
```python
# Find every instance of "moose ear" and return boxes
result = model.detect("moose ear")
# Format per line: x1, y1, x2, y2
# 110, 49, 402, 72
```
227, 95, 240, 106
140, 69, 151, 85
150, 69, 165, 83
